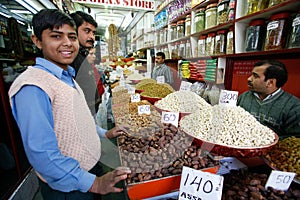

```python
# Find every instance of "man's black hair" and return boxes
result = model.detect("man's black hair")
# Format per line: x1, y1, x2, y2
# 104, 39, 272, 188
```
156, 52, 165, 60
70, 11, 98, 30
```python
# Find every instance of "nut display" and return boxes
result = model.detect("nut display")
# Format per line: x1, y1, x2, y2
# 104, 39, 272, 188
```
180, 105, 276, 147
118, 124, 218, 184
136, 82, 174, 98
155, 90, 211, 113
265, 136, 300, 180
222, 170, 300, 199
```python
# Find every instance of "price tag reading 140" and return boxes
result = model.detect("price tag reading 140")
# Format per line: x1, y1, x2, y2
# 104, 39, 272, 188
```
179, 166, 223, 200
161, 111, 179, 127
138, 105, 150, 115
265, 170, 296, 191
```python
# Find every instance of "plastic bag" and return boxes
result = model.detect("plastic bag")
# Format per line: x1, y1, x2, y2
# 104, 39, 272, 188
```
95, 87, 109, 129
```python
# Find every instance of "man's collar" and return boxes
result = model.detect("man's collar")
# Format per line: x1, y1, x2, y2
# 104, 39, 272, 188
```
254, 88, 282, 101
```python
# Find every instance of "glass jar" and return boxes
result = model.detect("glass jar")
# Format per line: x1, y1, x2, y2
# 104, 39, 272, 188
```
185, 15, 191, 36
160, 29, 164, 43
257, 0, 269, 11
215, 29, 227, 55
164, 46, 170, 59
288, 10, 300, 49
217, 0, 229, 25
206, 32, 216, 55
205, 3, 217, 29
177, 20, 185, 39
198, 35, 207, 56
226, 26, 234, 54
164, 27, 168, 43
156, 31, 160, 45
179, 41, 186, 58
246, 0, 258, 15
194, 8, 205, 33
170, 23, 177, 40
171, 43, 177, 59
227, 0, 235, 21
268, 0, 285, 8
245, 19, 266, 52
264, 12, 290, 51
186, 40, 191, 58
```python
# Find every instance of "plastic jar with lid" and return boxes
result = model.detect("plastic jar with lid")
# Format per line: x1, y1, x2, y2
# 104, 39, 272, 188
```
198, 35, 207, 56
205, 3, 217, 29
245, 19, 266, 52
264, 12, 290, 51
185, 15, 191, 36
177, 20, 185, 39
206, 32, 216, 55
170, 23, 177, 40
288, 10, 300, 49
186, 40, 191, 58
215, 29, 227, 55
217, 0, 229, 25
194, 8, 205, 33
227, 0, 235, 21
226, 26, 234, 54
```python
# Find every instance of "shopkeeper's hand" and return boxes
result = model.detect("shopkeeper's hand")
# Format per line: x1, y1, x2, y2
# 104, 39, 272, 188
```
89, 166, 131, 194
105, 125, 129, 139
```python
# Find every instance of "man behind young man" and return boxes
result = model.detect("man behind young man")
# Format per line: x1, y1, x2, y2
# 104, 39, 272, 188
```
152, 52, 174, 86
70, 11, 100, 116
237, 60, 300, 138
8, 9, 130, 199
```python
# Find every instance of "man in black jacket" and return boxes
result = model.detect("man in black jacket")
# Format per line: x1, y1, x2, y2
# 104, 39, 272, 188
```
70, 11, 100, 116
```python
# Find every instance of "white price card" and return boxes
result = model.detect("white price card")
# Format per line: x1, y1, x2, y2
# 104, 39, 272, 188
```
179, 166, 223, 200
133, 70, 139, 74
180, 81, 192, 91
161, 111, 179, 127
138, 105, 151, 115
265, 170, 296, 191
131, 94, 140, 102
218, 89, 238, 107
156, 76, 165, 83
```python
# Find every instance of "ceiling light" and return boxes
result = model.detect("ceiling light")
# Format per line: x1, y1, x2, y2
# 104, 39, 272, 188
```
15, 0, 38, 14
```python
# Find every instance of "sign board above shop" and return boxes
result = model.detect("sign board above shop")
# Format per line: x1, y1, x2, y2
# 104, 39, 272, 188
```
71, 0, 155, 10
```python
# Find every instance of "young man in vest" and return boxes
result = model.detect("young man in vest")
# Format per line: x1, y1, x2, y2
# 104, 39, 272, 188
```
8, 9, 130, 199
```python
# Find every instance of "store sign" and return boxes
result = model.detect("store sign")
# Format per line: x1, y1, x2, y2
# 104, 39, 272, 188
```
72, 0, 155, 10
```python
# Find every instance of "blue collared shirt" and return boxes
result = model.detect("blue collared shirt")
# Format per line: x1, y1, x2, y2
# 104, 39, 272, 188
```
10, 58, 106, 192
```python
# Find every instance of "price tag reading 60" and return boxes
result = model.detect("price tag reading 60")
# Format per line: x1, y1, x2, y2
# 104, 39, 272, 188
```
138, 105, 151, 115
179, 166, 223, 200
161, 111, 179, 127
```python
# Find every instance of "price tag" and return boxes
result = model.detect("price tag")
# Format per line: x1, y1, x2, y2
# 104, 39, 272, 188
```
156, 76, 165, 83
161, 111, 179, 127
138, 105, 151, 115
265, 170, 296, 191
133, 70, 139, 74
180, 81, 192, 91
179, 166, 223, 200
131, 94, 140, 102
218, 89, 238, 107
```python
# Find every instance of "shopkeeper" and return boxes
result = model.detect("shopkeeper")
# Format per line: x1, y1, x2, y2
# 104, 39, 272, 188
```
152, 52, 174, 86
237, 60, 300, 139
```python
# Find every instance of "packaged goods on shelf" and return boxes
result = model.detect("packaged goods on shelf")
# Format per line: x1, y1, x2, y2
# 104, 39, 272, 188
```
264, 12, 291, 51
206, 32, 216, 56
194, 8, 205, 33
197, 35, 207, 56
215, 29, 227, 55
245, 19, 266, 52
205, 3, 218, 29
288, 9, 300, 48
217, 0, 229, 25
226, 26, 234, 54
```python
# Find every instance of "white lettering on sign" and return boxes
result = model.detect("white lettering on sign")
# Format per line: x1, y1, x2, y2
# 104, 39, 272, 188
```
71, 0, 155, 10
265, 170, 296, 191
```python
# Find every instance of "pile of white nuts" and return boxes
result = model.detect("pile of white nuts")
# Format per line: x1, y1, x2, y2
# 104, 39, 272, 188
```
180, 105, 276, 147
155, 90, 211, 113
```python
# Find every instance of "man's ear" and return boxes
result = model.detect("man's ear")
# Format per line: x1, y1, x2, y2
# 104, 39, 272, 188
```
31, 35, 42, 49
266, 78, 277, 88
